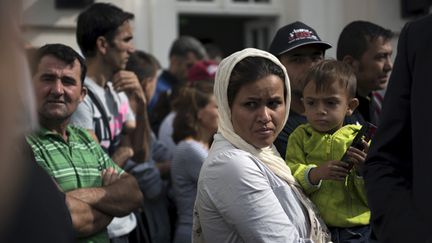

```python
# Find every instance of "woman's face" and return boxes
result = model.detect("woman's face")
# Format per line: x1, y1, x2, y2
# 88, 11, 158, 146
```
230, 74, 286, 148
198, 95, 219, 134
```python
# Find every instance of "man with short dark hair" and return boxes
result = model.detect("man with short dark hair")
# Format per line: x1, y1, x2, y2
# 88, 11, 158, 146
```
337, 20, 394, 126
72, 2, 148, 167
71, 3, 149, 241
27, 43, 143, 243
269, 21, 332, 158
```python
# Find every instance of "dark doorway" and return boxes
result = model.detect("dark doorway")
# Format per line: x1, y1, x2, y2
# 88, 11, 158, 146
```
180, 14, 259, 58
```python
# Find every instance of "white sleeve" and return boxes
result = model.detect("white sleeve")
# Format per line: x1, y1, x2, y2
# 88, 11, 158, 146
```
70, 95, 95, 130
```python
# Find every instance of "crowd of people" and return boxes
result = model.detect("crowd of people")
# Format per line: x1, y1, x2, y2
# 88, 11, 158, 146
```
2, 1, 431, 242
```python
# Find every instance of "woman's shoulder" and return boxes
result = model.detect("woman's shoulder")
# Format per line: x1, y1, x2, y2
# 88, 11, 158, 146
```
201, 146, 264, 186
174, 139, 208, 159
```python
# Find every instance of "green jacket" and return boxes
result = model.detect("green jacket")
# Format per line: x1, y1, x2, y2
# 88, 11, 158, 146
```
286, 123, 370, 227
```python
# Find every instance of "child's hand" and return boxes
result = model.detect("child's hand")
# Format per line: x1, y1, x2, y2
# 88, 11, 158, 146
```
309, 160, 351, 184
345, 139, 369, 174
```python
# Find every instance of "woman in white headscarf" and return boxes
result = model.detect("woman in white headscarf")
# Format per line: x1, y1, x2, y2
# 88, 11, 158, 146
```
193, 48, 330, 243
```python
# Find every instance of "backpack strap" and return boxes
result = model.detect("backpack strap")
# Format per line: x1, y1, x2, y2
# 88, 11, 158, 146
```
86, 88, 115, 155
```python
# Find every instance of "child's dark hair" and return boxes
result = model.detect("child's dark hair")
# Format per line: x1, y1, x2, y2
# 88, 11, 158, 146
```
301, 59, 357, 98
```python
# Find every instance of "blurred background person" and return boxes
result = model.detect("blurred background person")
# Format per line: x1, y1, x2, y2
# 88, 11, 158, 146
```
0, 1, 74, 242
126, 50, 172, 243
149, 36, 207, 134
204, 43, 224, 64
171, 82, 218, 243
158, 60, 218, 157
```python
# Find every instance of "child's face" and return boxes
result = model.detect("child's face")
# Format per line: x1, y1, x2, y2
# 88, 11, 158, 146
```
302, 79, 358, 134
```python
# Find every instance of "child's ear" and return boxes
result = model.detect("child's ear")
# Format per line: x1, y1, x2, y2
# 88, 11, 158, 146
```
346, 97, 359, 116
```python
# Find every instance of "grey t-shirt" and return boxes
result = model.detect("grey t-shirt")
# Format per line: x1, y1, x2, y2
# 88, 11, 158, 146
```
172, 140, 208, 226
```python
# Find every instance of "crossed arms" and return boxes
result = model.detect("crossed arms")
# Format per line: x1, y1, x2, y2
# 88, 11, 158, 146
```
65, 169, 143, 237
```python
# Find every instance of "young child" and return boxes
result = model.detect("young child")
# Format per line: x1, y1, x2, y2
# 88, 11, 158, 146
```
285, 60, 371, 242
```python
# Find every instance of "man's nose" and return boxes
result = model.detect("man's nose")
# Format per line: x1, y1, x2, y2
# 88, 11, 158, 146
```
384, 57, 393, 73
128, 42, 135, 54
51, 80, 64, 95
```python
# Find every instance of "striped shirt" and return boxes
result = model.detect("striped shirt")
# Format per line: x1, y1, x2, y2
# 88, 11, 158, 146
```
26, 125, 123, 243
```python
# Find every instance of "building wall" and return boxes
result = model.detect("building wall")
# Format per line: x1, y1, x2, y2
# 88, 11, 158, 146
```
279, 0, 409, 58
23, 0, 419, 67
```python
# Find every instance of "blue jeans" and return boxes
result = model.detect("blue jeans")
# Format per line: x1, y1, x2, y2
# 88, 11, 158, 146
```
329, 225, 372, 243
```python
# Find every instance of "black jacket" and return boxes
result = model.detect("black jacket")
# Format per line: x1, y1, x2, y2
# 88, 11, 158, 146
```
364, 15, 432, 243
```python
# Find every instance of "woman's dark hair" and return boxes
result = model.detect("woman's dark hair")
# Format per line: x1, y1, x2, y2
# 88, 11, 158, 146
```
172, 81, 214, 144
227, 56, 286, 107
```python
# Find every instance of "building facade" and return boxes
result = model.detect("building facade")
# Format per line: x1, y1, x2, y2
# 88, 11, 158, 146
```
23, 0, 422, 68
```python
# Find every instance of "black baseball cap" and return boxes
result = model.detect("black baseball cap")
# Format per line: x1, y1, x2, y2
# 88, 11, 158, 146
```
269, 21, 332, 56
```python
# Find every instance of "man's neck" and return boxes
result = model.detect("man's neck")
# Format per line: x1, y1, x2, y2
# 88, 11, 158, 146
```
39, 119, 69, 141
86, 58, 113, 87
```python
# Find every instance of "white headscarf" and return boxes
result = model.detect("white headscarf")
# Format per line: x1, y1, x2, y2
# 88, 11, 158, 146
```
214, 47, 296, 184
213, 48, 330, 243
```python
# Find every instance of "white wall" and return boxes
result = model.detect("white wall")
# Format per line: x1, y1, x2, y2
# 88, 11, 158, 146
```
23, 0, 415, 65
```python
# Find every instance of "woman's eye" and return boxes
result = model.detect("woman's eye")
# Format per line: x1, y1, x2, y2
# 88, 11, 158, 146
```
268, 100, 282, 109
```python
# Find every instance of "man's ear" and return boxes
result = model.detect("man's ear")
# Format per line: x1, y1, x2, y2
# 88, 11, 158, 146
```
342, 55, 359, 72
346, 97, 359, 116
96, 36, 108, 55
79, 86, 87, 103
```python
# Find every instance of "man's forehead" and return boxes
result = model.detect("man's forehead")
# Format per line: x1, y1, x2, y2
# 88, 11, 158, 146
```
39, 55, 78, 67
116, 21, 133, 36
37, 55, 80, 74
